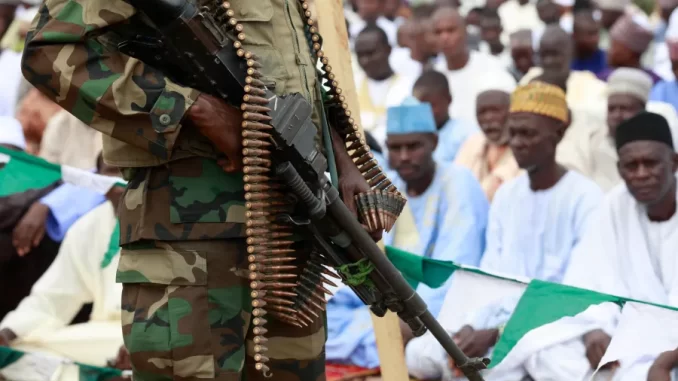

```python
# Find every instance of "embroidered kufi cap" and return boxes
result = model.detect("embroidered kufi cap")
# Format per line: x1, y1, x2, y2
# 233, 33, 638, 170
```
386, 97, 437, 135
509, 81, 568, 123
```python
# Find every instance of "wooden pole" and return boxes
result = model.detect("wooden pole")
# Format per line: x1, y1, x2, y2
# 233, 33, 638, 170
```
313, 2, 410, 381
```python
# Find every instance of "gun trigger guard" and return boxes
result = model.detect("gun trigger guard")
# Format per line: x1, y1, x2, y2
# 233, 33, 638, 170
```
276, 214, 311, 226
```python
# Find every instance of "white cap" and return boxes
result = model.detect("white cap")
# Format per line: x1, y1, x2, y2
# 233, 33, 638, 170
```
553, 0, 574, 6
607, 67, 654, 103
0, 117, 26, 150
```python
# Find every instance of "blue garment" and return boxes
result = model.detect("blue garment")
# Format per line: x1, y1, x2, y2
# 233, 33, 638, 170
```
650, 80, 678, 110
655, 21, 667, 43
571, 49, 608, 76
40, 183, 107, 242
432, 118, 479, 164
372, 151, 388, 169
325, 163, 489, 368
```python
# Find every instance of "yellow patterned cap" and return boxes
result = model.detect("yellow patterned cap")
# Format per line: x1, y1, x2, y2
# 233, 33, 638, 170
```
509, 81, 568, 123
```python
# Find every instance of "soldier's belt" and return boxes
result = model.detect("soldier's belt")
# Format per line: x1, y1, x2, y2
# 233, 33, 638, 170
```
125, 1, 489, 380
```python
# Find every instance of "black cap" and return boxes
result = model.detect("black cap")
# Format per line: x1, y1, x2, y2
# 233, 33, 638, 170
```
615, 111, 674, 151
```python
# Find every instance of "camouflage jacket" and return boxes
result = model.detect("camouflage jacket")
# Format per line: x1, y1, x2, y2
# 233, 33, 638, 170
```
22, 0, 320, 244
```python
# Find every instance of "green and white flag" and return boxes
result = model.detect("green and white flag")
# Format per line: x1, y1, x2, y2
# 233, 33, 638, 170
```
489, 281, 678, 378
0, 146, 126, 197
385, 247, 678, 380
0, 346, 128, 381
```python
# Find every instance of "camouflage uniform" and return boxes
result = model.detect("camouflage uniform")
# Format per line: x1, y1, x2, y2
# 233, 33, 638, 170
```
22, 1, 325, 380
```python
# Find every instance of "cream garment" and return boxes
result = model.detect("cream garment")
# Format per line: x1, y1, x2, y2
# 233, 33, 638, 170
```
354, 71, 415, 149
454, 132, 521, 201
39, 110, 103, 169
520, 67, 608, 119
557, 101, 678, 192
1, 202, 123, 367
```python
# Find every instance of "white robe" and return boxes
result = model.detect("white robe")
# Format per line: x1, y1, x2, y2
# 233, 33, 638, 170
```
434, 52, 517, 126
405, 171, 603, 381
1, 202, 123, 367
489, 177, 678, 381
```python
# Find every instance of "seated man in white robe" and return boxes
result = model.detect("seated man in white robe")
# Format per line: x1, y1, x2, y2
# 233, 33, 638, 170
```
489, 111, 678, 381
325, 98, 489, 370
558, 67, 678, 192
354, 24, 415, 151
558, 68, 653, 191
0, 172, 127, 369
412, 70, 479, 164
405, 81, 603, 381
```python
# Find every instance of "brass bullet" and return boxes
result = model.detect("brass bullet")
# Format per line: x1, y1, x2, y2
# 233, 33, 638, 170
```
242, 112, 272, 122
262, 296, 294, 305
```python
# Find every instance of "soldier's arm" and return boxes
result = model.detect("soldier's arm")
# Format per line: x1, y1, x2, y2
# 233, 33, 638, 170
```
21, 0, 201, 160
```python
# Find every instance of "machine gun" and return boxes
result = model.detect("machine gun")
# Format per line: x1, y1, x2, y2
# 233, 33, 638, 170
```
123, 0, 490, 379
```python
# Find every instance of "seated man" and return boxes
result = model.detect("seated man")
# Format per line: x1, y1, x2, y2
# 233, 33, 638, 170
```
412, 70, 479, 164
354, 24, 416, 149
405, 81, 603, 381
455, 79, 521, 201
558, 67, 677, 192
0, 117, 61, 319
2, 151, 119, 321
489, 111, 678, 380
325, 98, 489, 370
0, 164, 127, 369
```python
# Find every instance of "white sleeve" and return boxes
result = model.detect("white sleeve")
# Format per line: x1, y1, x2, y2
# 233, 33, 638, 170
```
406, 331, 450, 380
1, 223, 94, 338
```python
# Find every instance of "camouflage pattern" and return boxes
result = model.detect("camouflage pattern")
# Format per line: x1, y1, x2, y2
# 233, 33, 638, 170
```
119, 158, 246, 245
21, 0, 319, 244
120, 239, 326, 381
22, 0, 327, 378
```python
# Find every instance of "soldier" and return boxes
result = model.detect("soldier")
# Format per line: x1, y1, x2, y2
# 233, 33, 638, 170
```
21, 1, 379, 380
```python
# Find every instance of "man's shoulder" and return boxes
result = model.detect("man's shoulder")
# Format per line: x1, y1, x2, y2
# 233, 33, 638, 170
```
562, 170, 604, 200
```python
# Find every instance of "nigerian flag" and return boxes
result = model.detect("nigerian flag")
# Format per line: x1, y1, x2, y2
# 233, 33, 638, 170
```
0, 146, 126, 196
385, 247, 678, 379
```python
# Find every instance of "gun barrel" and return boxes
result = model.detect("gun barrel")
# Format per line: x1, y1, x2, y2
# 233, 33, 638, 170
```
323, 183, 488, 379
277, 162, 489, 381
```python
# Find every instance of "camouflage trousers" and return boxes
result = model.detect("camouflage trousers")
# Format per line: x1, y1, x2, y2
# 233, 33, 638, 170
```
119, 239, 326, 381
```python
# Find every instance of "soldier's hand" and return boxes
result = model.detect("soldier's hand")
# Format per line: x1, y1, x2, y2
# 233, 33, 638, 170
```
188, 94, 244, 172
12, 202, 50, 257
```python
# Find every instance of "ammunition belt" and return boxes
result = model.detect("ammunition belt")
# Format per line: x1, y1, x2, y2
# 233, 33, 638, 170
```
209, 1, 404, 376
